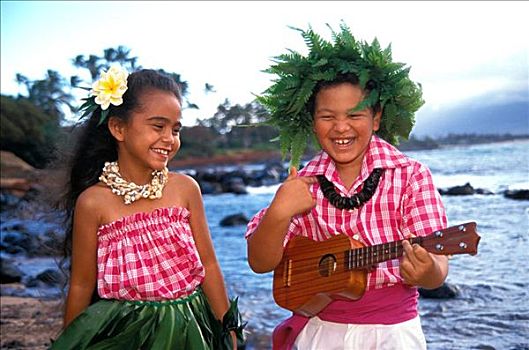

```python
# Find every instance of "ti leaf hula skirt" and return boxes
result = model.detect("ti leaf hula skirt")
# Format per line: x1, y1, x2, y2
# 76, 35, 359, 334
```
50, 288, 245, 350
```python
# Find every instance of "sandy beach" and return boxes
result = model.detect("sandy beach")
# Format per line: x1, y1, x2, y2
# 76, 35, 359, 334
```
0, 294, 63, 349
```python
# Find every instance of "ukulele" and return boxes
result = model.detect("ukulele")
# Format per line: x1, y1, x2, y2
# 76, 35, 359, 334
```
273, 222, 480, 317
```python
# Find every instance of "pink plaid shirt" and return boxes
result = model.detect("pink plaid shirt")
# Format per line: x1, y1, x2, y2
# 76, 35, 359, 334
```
246, 136, 447, 291
97, 206, 205, 301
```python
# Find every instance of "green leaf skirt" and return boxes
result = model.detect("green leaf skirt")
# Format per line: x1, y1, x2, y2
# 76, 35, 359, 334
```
49, 288, 245, 349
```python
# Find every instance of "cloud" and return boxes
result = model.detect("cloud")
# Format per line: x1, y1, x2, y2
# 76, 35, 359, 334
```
2, 1, 528, 126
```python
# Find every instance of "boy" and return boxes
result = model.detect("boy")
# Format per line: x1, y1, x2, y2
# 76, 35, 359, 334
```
246, 25, 448, 349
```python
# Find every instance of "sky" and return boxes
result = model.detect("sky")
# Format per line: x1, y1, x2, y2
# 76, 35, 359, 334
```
1, 1, 528, 126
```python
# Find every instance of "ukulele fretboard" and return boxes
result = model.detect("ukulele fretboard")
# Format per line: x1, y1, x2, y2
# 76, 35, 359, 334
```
345, 237, 423, 269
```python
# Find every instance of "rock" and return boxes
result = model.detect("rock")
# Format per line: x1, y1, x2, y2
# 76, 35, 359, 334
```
419, 282, 459, 299
221, 177, 248, 195
0, 258, 23, 284
0, 178, 32, 193
26, 268, 64, 287
220, 213, 250, 227
0, 151, 35, 176
198, 181, 223, 195
504, 189, 529, 200
1, 225, 62, 257
475, 188, 494, 195
2, 340, 25, 349
440, 183, 475, 196
1, 232, 31, 255
0, 192, 22, 211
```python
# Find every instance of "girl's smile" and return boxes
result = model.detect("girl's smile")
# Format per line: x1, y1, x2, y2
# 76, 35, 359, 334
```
110, 89, 182, 182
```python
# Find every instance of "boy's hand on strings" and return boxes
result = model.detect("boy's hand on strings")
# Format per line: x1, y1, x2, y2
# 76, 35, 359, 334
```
400, 234, 445, 289
269, 166, 317, 219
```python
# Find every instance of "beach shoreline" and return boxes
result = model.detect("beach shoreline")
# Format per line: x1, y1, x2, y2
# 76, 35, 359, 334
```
0, 294, 63, 349
0, 293, 272, 349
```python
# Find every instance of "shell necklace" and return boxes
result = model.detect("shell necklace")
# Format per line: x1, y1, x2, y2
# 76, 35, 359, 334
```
99, 161, 169, 205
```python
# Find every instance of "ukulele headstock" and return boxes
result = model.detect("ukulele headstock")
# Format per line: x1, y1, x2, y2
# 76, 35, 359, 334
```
420, 222, 480, 256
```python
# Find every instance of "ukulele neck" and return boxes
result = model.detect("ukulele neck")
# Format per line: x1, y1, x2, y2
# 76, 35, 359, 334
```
345, 237, 420, 269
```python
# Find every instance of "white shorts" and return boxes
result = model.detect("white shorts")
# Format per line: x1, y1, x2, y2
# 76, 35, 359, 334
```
293, 315, 427, 350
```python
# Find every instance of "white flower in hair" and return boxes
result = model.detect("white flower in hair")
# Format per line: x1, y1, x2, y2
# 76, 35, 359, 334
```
91, 65, 129, 110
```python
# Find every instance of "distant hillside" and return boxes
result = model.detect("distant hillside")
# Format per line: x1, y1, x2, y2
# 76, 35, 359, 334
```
412, 98, 528, 137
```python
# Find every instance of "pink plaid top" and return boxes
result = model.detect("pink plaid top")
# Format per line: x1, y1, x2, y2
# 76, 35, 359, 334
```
97, 206, 205, 301
246, 136, 447, 291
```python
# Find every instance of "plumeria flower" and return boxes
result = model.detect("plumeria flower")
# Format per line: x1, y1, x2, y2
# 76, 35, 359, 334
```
91, 65, 129, 110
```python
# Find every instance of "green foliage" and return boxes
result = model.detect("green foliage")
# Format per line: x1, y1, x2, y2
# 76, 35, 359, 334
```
71, 45, 140, 81
155, 69, 199, 110
257, 23, 425, 167
71, 48, 201, 111
16, 69, 76, 121
178, 125, 218, 158
5, 45, 224, 170
197, 99, 277, 148
176, 100, 279, 158
0, 95, 62, 168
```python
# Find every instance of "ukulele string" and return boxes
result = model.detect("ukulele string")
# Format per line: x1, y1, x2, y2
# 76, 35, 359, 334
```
283, 241, 409, 274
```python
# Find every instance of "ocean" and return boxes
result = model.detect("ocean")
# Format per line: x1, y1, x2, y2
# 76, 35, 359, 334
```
206, 139, 529, 350
2, 139, 528, 349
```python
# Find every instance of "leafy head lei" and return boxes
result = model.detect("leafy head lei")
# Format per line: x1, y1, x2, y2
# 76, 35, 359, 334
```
78, 65, 129, 125
256, 24, 425, 167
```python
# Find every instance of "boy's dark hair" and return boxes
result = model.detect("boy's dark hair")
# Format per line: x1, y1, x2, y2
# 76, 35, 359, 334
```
59, 69, 181, 302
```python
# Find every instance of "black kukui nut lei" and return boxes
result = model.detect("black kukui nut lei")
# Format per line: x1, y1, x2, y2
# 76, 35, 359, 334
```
317, 168, 384, 210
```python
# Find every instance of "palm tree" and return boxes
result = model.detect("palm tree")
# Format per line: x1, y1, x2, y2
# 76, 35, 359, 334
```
15, 69, 75, 122
156, 69, 198, 110
72, 54, 100, 81
71, 46, 141, 82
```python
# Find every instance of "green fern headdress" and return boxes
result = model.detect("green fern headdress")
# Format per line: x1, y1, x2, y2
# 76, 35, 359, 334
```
257, 24, 425, 167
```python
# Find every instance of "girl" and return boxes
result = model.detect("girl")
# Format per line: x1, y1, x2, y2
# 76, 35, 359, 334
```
52, 67, 244, 349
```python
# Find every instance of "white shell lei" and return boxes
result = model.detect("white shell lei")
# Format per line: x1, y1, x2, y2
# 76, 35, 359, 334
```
99, 161, 168, 205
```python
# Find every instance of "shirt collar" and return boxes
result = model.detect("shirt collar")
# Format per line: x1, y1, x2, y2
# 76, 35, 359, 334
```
300, 135, 410, 191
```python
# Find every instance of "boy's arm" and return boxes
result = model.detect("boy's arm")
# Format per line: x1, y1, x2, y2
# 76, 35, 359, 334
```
400, 241, 449, 289
247, 167, 317, 273
399, 163, 449, 289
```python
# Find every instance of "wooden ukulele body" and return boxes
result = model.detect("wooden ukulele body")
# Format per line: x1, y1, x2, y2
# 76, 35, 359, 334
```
273, 234, 368, 317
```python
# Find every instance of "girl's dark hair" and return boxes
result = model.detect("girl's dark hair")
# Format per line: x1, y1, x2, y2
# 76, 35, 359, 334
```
307, 73, 381, 117
59, 69, 181, 302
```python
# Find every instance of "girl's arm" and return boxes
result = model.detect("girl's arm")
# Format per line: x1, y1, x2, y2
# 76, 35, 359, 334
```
184, 176, 231, 320
63, 191, 100, 327
247, 167, 317, 273
184, 176, 241, 349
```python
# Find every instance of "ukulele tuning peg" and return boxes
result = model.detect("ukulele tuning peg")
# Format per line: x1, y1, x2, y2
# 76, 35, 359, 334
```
435, 243, 444, 251
458, 225, 466, 232
459, 242, 468, 250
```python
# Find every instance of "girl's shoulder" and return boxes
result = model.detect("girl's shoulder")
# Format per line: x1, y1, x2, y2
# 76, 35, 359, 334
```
167, 171, 201, 192
74, 183, 114, 227
76, 182, 111, 209
165, 172, 203, 209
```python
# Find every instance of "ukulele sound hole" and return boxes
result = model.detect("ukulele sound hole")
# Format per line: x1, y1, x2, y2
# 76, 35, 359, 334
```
318, 254, 337, 277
